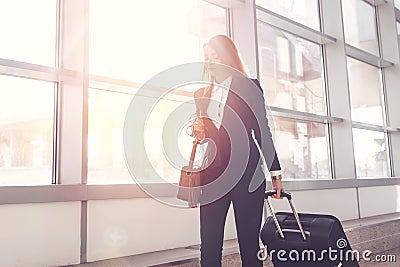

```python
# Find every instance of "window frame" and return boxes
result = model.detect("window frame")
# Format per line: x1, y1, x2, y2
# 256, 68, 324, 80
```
255, 4, 339, 180
0, 0, 398, 188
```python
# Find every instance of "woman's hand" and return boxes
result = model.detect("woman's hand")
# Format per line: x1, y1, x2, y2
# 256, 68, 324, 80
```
192, 117, 205, 142
271, 177, 284, 199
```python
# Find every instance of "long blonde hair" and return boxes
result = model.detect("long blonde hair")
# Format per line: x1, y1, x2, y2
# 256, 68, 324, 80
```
203, 34, 248, 77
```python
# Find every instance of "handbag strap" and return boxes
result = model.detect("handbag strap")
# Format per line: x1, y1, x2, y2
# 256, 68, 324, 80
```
187, 140, 198, 172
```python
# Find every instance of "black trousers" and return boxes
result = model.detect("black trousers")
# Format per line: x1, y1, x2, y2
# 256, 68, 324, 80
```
200, 179, 265, 267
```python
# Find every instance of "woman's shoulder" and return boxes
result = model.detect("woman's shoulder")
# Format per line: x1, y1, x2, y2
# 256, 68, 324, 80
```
237, 77, 263, 93
249, 77, 261, 88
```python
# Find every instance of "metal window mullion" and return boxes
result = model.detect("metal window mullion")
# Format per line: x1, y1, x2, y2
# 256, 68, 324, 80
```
81, 0, 89, 186
351, 121, 399, 132
88, 77, 202, 99
317, 0, 324, 34
52, 0, 63, 184
322, 53, 336, 179
386, 131, 395, 177
0, 58, 60, 82
0, 178, 400, 203
255, 7, 336, 46
52, 81, 61, 185
345, 45, 394, 68
227, 7, 233, 39
320, 37, 335, 179
269, 112, 328, 124
361, 0, 388, 7
268, 106, 342, 124
375, 4, 384, 59
375, 0, 396, 177
253, 4, 261, 80
378, 70, 389, 129
352, 122, 384, 132
321, 0, 358, 179
326, 118, 336, 179
379, 66, 395, 176
374, 4, 389, 128
0, 57, 81, 84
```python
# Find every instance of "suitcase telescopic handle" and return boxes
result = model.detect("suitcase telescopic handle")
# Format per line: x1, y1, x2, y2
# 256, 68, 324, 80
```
265, 190, 292, 200
265, 190, 307, 241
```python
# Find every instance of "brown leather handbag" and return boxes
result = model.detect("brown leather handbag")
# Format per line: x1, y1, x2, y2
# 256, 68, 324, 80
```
177, 140, 201, 208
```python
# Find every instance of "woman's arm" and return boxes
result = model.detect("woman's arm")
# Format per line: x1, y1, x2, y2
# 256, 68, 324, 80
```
251, 79, 284, 198
251, 79, 281, 171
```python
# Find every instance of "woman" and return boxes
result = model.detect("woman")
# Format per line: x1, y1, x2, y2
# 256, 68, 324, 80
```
193, 34, 283, 267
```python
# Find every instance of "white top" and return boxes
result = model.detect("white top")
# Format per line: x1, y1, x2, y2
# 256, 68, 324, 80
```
206, 76, 232, 130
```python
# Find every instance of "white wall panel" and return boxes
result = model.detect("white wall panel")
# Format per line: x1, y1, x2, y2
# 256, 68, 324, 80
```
87, 197, 238, 262
358, 185, 400, 217
0, 202, 81, 267
87, 198, 199, 261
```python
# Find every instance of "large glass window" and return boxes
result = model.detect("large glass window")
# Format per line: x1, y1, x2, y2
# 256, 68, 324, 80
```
257, 22, 325, 115
257, 18, 330, 180
256, 0, 321, 31
0, 76, 54, 185
342, 0, 379, 56
273, 118, 330, 179
352, 128, 389, 177
0, 0, 57, 66
88, 0, 227, 184
89, 0, 226, 82
346, 57, 384, 125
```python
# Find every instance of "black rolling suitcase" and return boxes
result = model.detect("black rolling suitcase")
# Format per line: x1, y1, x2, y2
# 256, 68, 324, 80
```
260, 190, 359, 267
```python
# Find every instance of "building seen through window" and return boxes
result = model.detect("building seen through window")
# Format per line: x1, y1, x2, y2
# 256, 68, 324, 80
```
257, 21, 329, 179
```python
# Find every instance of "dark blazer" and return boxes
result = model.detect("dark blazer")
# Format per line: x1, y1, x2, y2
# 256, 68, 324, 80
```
194, 76, 281, 188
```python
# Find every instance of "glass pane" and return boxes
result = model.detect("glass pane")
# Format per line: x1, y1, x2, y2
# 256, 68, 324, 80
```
257, 22, 325, 115
88, 89, 132, 184
352, 128, 389, 177
88, 88, 196, 184
342, 0, 379, 56
256, 0, 320, 31
0, 0, 56, 66
0, 76, 54, 185
346, 57, 384, 125
272, 117, 329, 179
395, 0, 400, 9
89, 0, 227, 82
